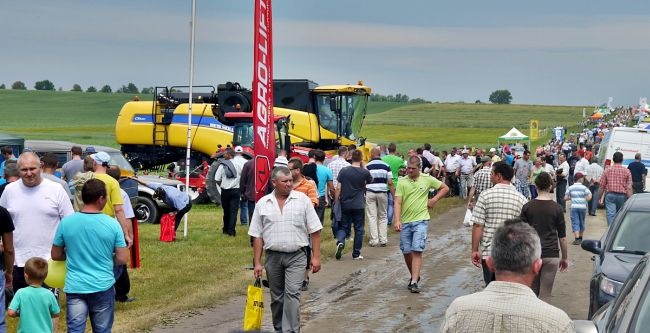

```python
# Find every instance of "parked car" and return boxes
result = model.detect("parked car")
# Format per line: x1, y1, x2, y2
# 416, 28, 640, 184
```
581, 193, 650, 318
24, 140, 183, 224
574, 254, 650, 333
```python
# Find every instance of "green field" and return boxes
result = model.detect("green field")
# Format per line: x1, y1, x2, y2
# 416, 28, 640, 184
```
0, 90, 587, 154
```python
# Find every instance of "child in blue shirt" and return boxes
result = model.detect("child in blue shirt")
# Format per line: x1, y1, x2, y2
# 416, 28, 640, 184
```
8, 257, 60, 333
564, 172, 592, 245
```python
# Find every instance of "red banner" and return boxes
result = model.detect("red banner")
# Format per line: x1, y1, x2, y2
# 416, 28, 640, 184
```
253, 0, 275, 201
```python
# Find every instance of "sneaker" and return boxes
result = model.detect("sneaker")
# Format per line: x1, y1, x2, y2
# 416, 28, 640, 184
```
301, 279, 309, 291
407, 277, 421, 290
369, 242, 378, 247
335, 243, 345, 260
352, 255, 364, 260
380, 243, 387, 247
572, 239, 581, 245
410, 283, 420, 293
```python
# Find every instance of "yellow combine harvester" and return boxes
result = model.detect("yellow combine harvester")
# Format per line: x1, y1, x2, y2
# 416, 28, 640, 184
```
115, 79, 372, 203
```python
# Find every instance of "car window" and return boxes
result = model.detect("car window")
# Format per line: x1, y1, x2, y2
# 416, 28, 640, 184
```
631, 277, 650, 333
106, 152, 135, 173
608, 260, 647, 332
610, 212, 650, 254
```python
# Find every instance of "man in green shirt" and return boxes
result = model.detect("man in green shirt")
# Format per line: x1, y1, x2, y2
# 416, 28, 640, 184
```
382, 143, 405, 226
394, 155, 449, 293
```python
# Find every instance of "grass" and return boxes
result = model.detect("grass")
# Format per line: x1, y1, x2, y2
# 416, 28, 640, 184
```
362, 102, 587, 152
0, 89, 590, 331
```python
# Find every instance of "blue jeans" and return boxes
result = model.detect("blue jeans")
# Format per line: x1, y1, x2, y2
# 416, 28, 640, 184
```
66, 287, 115, 333
589, 184, 600, 215
336, 209, 365, 258
571, 209, 586, 232
239, 199, 248, 225
387, 192, 394, 225
605, 192, 627, 226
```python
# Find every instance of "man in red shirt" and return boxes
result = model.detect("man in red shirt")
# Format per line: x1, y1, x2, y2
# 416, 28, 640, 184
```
598, 152, 632, 226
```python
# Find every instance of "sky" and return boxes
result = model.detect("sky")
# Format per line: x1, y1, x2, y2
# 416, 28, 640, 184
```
3, 1, 650, 106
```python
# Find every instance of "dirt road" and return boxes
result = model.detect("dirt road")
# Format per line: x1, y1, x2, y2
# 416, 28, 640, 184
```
153, 205, 607, 332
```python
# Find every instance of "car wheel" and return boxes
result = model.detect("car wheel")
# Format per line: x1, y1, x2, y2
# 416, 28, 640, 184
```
135, 196, 160, 224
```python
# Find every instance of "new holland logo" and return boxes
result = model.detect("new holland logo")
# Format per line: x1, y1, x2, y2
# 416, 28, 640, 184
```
134, 116, 146, 121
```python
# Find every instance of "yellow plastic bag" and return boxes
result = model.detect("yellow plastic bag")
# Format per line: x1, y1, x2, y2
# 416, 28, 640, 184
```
243, 278, 264, 331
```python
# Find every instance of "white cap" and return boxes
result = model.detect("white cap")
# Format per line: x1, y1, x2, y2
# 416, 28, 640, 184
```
489, 148, 497, 153
234, 146, 243, 153
274, 156, 289, 167
90, 152, 111, 164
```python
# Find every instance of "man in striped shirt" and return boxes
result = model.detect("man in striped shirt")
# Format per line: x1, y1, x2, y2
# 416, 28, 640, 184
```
365, 147, 393, 247
564, 173, 592, 245
328, 146, 350, 190
471, 161, 528, 286
598, 152, 632, 226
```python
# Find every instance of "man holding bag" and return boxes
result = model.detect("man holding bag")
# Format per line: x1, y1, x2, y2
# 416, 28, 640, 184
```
249, 166, 322, 332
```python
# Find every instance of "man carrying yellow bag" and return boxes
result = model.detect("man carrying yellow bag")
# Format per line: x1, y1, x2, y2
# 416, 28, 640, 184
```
243, 278, 264, 331
248, 167, 323, 332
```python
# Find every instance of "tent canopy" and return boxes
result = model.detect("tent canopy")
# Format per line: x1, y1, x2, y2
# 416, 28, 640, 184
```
591, 112, 603, 119
498, 127, 529, 141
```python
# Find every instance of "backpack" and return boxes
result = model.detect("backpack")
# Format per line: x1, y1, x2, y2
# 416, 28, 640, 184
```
72, 171, 94, 211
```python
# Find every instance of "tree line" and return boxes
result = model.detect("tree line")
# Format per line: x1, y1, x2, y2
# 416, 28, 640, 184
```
369, 93, 430, 104
0, 80, 154, 94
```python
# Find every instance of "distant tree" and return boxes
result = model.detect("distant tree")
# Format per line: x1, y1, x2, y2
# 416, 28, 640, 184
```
34, 80, 55, 91
0, 84, 5, 89
410, 98, 427, 104
71, 84, 82, 92
11, 81, 26, 90
86, 86, 97, 93
118, 83, 139, 94
475, 99, 482, 104
140, 87, 153, 94
100, 85, 112, 93
489, 89, 512, 104
58, 87, 63, 91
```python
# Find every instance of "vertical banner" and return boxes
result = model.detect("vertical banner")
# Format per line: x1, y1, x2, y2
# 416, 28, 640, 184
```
607, 97, 613, 110
530, 119, 539, 141
253, 0, 275, 201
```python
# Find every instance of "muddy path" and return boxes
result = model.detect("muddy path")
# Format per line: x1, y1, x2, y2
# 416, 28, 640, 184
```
153, 205, 607, 333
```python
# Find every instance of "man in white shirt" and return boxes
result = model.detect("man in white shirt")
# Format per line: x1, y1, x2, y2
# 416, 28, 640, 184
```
585, 158, 604, 216
555, 154, 570, 212
444, 148, 461, 196
457, 150, 476, 199
215, 147, 246, 236
0, 152, 74, 294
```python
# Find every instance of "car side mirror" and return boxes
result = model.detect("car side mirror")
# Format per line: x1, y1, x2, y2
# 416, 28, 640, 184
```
573, 320, 597, 333
581, 239, 602, 255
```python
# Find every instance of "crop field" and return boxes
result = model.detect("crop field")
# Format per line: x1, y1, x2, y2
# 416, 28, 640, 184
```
0, 90, 587, 154
361, 102, 587, 152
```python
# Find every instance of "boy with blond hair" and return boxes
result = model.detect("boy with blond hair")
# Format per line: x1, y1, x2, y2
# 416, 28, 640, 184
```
8, 257, 60, 333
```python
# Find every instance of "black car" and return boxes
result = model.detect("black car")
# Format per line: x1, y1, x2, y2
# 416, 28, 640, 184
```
581, 193, 650, 318
574, 254, 650, 333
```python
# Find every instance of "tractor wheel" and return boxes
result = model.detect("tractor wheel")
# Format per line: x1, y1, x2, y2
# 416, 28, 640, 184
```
206, 160, 223, 206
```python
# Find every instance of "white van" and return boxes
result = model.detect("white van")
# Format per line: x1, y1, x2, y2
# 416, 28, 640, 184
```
598, 127, 650, 190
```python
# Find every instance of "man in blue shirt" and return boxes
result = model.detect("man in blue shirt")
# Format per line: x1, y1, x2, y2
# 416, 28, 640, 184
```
131, 178, 192, 231
627, 153, 647, 194
51, 178, 129, 333
314, 149, 334, 224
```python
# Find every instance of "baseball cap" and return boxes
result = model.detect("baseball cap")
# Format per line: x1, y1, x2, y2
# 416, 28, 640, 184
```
489, 148, 496, 153
85, 146, 97, 154
90, 152, 111, 165
234, 146, 243, 153
274, 156, 289, 167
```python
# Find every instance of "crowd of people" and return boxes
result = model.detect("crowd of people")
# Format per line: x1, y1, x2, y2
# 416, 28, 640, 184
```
0, 105, 647, 332
0, 148, 139, 332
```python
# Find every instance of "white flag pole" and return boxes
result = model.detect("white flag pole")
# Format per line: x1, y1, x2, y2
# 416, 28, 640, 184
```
183, 0, 196, 239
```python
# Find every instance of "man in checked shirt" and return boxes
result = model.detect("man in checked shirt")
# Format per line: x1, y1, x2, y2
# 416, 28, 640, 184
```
598, 151, 632, 226
470, 161, 528, 286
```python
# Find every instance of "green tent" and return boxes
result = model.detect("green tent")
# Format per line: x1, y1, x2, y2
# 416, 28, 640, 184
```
0, 133, 25, 156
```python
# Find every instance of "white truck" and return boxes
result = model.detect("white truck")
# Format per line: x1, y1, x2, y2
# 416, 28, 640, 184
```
598, 127, 650, 190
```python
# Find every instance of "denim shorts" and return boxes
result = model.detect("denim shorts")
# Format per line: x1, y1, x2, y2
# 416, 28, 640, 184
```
399, 220, 428, 254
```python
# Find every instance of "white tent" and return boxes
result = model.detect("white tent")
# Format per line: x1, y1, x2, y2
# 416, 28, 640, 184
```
497, 127, 530, 150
